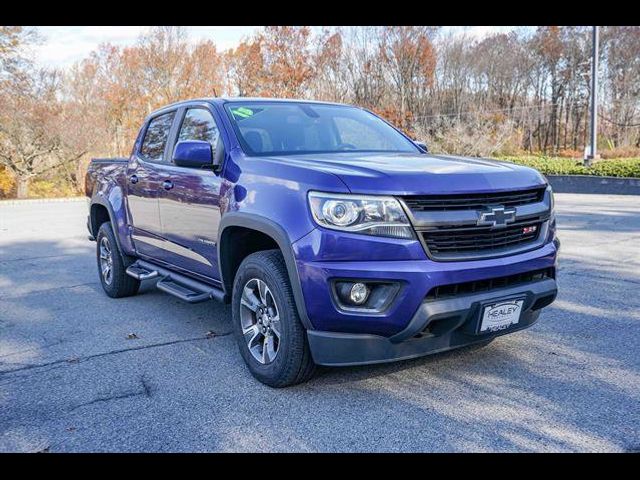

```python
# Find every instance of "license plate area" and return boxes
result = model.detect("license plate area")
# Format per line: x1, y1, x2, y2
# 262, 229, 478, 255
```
478, 297, 525, 333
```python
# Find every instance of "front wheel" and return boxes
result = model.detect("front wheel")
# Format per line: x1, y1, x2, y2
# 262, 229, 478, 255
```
232, 250, 316, 387
96, 222, 140, 298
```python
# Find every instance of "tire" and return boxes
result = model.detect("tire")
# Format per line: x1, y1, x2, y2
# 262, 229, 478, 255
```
232, 250, 316, 387
96, 222, 140, 298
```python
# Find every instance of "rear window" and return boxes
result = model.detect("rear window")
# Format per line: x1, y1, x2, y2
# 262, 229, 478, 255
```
140, 112, 175, 162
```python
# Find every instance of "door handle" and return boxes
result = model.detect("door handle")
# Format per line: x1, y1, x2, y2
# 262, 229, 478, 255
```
162, 180, 174, 190
130, 174, 138, 184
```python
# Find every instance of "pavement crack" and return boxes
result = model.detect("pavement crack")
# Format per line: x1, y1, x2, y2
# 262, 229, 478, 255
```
0, 333, 233, 377
67, 371, 153, 412
68, 389, 148, 412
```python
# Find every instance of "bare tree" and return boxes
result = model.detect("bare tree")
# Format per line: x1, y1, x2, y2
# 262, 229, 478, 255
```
0, 70, 66, 197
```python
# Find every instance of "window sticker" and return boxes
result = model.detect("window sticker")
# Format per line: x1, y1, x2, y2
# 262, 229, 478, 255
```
231, 106, 255, 119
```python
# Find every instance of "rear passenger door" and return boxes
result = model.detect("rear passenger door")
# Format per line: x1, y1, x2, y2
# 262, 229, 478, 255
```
156, 106, 225, 280
126, 111, 176, 259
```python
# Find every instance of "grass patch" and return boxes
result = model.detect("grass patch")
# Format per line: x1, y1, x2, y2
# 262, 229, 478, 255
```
496, 156, 640, 178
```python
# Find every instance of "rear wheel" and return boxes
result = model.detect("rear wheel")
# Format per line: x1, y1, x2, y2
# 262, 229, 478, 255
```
96, 222, 140, 298
232, 250, 315, 387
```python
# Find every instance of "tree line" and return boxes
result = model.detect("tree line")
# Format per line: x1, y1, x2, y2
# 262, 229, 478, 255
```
1, 25, 639, 198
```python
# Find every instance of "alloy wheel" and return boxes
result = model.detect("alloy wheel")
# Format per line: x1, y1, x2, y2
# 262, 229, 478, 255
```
99, 236, 113, 285
239, 278, 282, 364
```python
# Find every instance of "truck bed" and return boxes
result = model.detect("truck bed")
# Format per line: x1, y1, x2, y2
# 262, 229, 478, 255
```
84, 157, 129, 198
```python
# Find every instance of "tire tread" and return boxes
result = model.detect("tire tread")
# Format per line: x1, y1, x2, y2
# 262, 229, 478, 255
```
233, 249, 315, 387
96, 222, 140, 298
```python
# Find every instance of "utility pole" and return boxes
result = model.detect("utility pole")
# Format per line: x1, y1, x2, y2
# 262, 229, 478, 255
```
585, 26, 599, 166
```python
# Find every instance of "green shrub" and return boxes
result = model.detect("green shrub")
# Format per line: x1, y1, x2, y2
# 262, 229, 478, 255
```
496, 156, 640, 178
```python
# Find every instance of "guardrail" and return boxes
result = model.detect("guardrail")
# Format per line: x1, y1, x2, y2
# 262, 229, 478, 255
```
546, 175, 640, 195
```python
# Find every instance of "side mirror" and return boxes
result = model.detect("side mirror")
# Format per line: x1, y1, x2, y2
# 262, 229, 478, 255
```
173, 140, 213, 168
415, 141, 429, 153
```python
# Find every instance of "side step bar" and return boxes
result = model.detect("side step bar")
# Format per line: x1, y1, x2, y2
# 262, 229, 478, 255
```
126, 260, 225, 304
126, 265, 159, 281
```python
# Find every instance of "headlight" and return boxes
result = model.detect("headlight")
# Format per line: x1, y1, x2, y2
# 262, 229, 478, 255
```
547, 185, 556, 224
546, 184, 556, 243
308, 192, 414, 239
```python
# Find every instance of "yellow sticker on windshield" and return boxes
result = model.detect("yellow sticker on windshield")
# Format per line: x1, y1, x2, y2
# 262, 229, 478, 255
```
231, 107, 254, 118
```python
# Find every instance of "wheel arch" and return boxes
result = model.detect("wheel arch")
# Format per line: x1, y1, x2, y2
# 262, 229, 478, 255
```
89, 199, 129, 260
218, 212, 313, 330
89, 203, 111, 237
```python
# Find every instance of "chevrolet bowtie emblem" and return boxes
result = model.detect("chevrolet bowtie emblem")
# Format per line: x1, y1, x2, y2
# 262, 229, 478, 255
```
477, 206, 516, 228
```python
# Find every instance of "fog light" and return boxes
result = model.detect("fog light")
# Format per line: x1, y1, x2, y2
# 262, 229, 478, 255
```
349, 283, 369, 305
333, 280, 401, 312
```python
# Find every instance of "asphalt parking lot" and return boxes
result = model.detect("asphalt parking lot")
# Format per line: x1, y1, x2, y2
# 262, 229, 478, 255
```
0, 194, 638, 452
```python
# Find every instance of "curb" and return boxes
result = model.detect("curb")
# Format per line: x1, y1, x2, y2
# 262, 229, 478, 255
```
0, 197, 86, 206
545, 175, 640, 195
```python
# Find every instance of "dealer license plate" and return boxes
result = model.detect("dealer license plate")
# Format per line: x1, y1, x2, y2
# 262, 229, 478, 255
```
479, 299, 524, 332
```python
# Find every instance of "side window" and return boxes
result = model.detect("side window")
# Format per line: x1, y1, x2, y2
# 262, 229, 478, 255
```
178, 108, 220, 151
140, 112, 175, 162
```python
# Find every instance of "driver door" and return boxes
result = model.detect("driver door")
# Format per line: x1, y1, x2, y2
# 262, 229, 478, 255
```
156, 106, 225, 280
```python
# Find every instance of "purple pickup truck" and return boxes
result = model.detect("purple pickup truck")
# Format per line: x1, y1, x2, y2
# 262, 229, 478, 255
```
85, 98, 559, 387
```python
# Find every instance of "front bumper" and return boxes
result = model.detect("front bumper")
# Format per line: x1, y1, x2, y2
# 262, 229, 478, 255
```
294, 227, 558, 337
307, 277, 557, 366
292, 225, 559, 365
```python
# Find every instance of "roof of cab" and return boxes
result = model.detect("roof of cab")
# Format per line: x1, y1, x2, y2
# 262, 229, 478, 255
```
219, 97, 349, 107
148, 97, 352, 117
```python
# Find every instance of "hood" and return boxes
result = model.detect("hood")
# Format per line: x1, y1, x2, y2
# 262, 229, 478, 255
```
264, 152, 547, 195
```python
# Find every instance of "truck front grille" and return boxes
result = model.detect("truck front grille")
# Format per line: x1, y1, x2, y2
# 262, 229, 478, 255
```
400, 186, 551, 261
403, 188, 545, 212
426, 267, 555, 301
421, 220, 542, 258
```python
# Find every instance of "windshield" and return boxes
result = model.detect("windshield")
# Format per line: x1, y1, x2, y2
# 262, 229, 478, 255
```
224, 102, 419, 156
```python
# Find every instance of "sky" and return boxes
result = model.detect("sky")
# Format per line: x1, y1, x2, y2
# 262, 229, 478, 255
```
27, 26, 520, 70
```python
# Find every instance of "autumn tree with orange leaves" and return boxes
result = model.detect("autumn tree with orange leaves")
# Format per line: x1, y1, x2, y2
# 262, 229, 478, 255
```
2, 25, 640, 198
226, 26, 329, 99
378, 26, 438, 130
